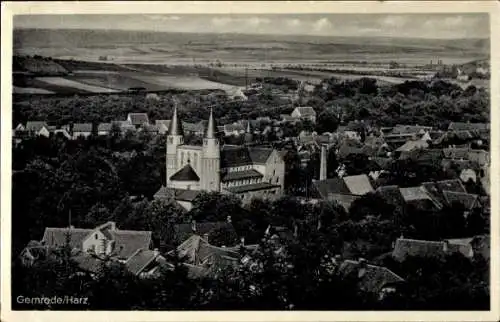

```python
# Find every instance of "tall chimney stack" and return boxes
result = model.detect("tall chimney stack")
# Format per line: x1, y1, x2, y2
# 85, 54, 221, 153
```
320, 144, 327, 181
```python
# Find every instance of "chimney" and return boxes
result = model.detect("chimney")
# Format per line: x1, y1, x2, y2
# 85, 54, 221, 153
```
358, 258, 367, 278
191, 220, 197, 233
240, 237, 245, 246
443, 240, 449, 253
319, 144, 327, 181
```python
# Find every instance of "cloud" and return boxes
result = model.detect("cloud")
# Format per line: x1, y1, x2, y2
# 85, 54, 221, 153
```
380, 15, 407, 27
443, 16, 464, 27
148, 15, 181, 21
286, 18, 302, 28
211, 17, 233, 27
246, 17, 271, 27
312, 17, 332, 32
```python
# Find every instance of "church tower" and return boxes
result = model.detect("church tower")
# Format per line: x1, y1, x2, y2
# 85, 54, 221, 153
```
166, 104, 184, 187
201, 108, 220, 191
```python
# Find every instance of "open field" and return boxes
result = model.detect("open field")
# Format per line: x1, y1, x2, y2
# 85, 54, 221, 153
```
12, 28, 489, 94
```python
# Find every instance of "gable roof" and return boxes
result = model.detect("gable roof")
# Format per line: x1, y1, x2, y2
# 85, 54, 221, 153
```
443, 191, 479, 210
448, 122, 489, 132
399, 186, 442, 210
338, 259, 404, 294
221, 145, 252, 168
294, 106, 316, 116
125, 249, 162, 276
376, 185, 405, 208
73, 123, 93, 133
42, 224, 152, 259
169, 163, 200, 182
176, 235, 240, 267
390, 124, 432, 135
248, 147, 274, 164
221, 169, 263, 182
392, 237, 474, 262
26, 121, 48, 132
328, 193, 361, 212
312, 178, 350, 198
97, 123, 112, 132
127, 113, 149, 125
343, 175, 374, 195
174, 221, 236, 244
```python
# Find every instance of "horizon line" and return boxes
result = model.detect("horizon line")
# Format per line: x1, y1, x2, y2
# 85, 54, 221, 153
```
13, 27, 490, 41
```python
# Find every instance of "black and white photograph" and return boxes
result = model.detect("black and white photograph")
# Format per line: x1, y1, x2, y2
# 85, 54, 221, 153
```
2, 1, 497, 317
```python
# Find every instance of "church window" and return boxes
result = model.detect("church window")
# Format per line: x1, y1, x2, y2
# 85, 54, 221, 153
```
95, 234, 98, 240
276, 177, 279, 183
273, 169, 276, 176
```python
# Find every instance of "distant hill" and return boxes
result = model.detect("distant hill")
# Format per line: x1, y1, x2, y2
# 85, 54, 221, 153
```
14, 28, 489, 65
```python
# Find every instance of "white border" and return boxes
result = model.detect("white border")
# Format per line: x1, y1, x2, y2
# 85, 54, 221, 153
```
1, 2, 499, 322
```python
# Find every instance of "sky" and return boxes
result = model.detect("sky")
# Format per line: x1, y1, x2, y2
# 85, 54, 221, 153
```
14, 13, 489, 39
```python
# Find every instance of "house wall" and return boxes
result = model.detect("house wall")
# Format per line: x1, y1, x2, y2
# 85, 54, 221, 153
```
82, 230, 108, 255
263, 150, 285, 192
39, 127, 50, 138
72, 131, 92, 140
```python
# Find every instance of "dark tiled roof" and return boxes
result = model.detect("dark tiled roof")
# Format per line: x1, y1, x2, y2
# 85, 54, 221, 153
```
376, 185, 405, 208
443, 191, 479, 210
155, 120, 171, 129
174, 221, 236, 244
448, 122, 489, 131
390, 124, 432, 135
125, 249, 159, 276
221, 145, 253, 167
128, 113, 149, 125
312, 178, 350, 199
327, 193, 360, 212
392, 238, 447, 261
73, 123, 93, 132
392, 238, 474, 262
248, 147, 274, 164
435, 179, 467, 193
176, 235, 240, 267
97, 123, 112, 132
42, 228, 93, 249
183, 121, 204, 133
221, 169, 263, 182
110, 230, 152, 259
26, 121, 48, 131
338, 259, 404, 294
443, 148, 469, 159
42, 226, 152, 259
153, 185, 174, 200
173, 189, 202, 202
295, 106, 316, 116
169, 163, 200, 182
72, 252, 104, 274
224, 182, 280, 194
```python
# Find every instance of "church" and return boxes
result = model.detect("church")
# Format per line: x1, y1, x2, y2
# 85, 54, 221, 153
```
154, 106, 285, 211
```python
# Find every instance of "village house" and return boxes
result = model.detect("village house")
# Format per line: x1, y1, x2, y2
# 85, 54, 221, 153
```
124, 248, 168, 278
97, 123, 112, 136
112, 120, 136, 134
127, 113, 150, 128
24, 121, 51, 137
336, 258, 405, 300
72, 123, 93, 139
20, 221, 157, 277
391, 236, 485, 262
291, 106, 317, 123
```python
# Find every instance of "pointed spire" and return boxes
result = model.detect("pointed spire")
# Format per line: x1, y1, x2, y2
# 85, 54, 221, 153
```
206, 107, 215, 139
168, 101, 183, 136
